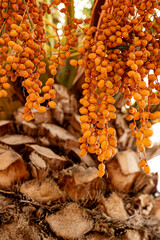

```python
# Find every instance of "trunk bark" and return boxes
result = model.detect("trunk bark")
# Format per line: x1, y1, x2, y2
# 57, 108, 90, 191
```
0, 84, 159, 240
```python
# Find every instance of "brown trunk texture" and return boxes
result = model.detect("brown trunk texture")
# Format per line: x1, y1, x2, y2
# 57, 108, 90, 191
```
0, 84, 160, 240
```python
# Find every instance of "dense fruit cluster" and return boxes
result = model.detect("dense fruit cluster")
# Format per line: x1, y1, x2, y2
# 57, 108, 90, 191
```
0, 0, 86, 121
70, 0, 160, 176
1, 0, 160, 177
0, 0, 57, 121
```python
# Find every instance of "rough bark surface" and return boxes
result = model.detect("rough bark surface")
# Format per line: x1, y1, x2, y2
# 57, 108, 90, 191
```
0, 84, 160, 240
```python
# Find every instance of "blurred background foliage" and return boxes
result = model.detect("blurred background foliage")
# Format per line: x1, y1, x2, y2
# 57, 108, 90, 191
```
41, 0, 94, 88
